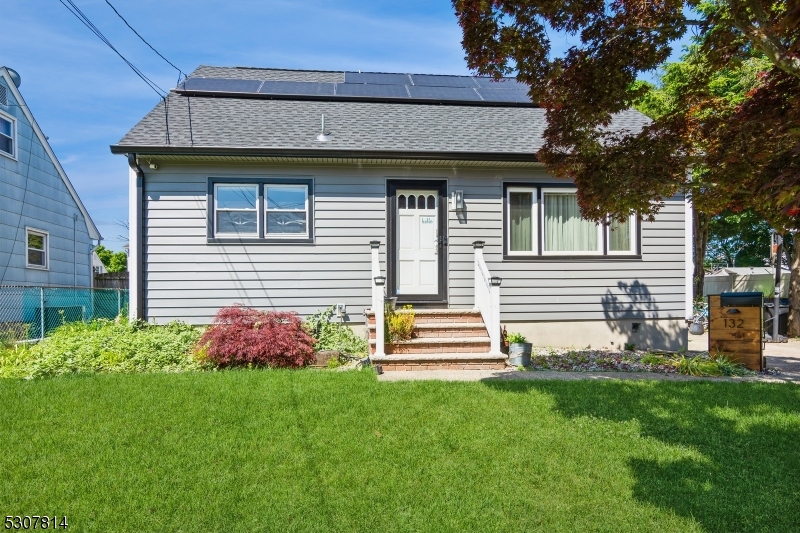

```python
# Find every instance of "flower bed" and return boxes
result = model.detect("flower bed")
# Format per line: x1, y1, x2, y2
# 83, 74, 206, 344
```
526, 348, 761, 377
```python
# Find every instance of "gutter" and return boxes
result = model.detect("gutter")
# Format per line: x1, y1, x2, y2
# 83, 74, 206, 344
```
110, 145, 539, 163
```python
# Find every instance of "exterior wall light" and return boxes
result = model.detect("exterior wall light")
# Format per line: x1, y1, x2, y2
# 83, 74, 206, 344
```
490, 276, 502, 286
451, 190, 465, 211
374, 276, 386, 286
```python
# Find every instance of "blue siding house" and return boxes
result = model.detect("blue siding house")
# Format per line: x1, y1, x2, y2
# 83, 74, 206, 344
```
0, 66, 101, 288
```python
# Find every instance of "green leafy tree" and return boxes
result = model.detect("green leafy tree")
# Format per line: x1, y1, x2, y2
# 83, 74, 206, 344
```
707, 210, 771, 267
453, 0, 800, 334
95, 245, 128, 273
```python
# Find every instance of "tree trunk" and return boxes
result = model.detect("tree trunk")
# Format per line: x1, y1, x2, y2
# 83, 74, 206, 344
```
787, 234, 800, 338
693, 211, 710, 300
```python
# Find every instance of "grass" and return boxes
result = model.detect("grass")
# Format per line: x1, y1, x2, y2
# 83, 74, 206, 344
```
1, 371, 798, 532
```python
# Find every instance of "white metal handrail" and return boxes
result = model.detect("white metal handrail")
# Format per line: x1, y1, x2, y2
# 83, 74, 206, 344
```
370, 241, 385, 357
473, 241, 502, 354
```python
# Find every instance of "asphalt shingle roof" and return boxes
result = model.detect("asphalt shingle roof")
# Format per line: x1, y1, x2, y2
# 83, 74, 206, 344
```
113, 66, 651, 158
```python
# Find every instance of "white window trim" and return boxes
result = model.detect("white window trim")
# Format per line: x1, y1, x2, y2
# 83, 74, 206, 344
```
265, 184, 309, 238
213, 183, 259, 237
25, 227, 49, 270
0, 109, 17, 161
506, 186, 538, 256
606, 215, 638, 255
541, 188, 603, 256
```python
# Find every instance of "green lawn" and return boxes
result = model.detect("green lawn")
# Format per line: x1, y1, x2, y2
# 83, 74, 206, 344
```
1, 371, 798, 532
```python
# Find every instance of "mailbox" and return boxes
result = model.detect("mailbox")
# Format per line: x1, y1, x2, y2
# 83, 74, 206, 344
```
708, 292, 764, 371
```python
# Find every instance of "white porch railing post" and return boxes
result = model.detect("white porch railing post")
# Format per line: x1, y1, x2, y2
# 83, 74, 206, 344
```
370, 241, 385, 357
489, 277, 502, 354
473, 241, 484, 310
473, 241, 502, 355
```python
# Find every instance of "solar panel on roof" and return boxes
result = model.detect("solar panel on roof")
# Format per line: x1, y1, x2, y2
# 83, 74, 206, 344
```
259, 81, 335, 96
335, 83, 409, 98
182, 77, 262, 93
407, 85, 482, 101
476, 88, 531, 103
344, 72, 410, 85
410, 74, 479, 88
472, 77, 528, 89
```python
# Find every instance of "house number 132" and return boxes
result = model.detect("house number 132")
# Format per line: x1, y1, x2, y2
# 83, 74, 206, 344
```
724, 318, 744, 328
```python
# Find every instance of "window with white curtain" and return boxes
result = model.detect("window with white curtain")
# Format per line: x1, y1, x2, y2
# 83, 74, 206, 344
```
504, 184, 639, 258
542, 189, 602, 255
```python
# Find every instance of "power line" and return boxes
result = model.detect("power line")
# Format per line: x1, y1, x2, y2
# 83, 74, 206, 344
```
104, 0, 187, 84
57, 0, 167, 98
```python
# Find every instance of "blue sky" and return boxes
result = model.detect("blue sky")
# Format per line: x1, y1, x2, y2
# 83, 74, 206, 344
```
2, 1, 690, 250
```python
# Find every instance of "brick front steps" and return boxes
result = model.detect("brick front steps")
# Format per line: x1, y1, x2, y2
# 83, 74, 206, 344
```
365, 308, 506, 370
370, 353, 507, 371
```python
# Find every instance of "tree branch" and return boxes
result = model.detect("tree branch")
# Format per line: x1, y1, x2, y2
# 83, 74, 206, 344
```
730, 0, 800, 78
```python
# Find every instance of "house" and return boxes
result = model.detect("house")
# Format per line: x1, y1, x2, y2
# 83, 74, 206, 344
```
0, 66, 101, 288
112, 66, 692, 365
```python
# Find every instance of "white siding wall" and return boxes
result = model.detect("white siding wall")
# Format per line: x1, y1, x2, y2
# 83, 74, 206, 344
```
142, 163, 685, 326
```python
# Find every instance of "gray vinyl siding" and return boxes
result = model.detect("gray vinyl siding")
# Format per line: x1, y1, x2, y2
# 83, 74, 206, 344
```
142, 162, 686, 325
447, 174, 687, 321
0, 77, 93, 287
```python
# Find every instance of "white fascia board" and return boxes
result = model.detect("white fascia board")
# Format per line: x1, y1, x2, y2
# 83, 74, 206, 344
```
0, 67, 102, 241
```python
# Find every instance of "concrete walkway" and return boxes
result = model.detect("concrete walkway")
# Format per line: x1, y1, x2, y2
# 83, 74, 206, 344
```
378, 334, 800, 384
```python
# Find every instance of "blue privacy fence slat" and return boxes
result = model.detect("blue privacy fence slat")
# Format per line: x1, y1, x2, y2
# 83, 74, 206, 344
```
0, 286, 130, 342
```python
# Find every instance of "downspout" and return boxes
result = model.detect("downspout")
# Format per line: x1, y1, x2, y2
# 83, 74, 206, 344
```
127, 154, 145, 320
73, 214, 78, 287
685, 169, 694, 323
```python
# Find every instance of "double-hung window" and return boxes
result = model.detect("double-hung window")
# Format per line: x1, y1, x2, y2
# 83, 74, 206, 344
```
0, 112, 15, 159
26, 228, 48, 269
265, 185, 308, 235
214, 184, 259, 236
504, 184, 639, 258
208, 178, 313, 243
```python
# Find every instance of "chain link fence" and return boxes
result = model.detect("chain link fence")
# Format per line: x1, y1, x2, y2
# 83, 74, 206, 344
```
0, 286, 129, 343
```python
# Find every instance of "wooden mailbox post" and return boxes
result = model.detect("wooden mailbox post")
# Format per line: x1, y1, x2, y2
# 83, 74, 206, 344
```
708, 293, 764, 371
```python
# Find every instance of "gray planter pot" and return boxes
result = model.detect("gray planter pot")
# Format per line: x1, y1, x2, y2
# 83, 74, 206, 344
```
508, 342, 532, 366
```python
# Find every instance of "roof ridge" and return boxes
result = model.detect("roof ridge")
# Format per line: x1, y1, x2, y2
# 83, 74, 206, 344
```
192, 65, 489, 78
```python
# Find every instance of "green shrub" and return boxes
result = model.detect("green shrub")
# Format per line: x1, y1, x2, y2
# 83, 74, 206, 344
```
711, 354, 751, 376
673, 355, 722, 377
386, 305, 414, 342
305, 306, 368, 356
640, 354, 668, 366
4, 319, 204, 379
507, 332, 527, 344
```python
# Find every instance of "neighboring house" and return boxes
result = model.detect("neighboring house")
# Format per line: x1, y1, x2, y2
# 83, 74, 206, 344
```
0, 66, 101, 288
112, 66, 692, 358
92, 251, 108, 275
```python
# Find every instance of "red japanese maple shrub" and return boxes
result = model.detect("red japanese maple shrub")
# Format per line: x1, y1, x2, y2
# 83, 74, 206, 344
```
198, 306, 315, 368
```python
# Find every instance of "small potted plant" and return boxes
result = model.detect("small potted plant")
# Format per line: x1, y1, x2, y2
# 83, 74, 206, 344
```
507, 332, 532, 367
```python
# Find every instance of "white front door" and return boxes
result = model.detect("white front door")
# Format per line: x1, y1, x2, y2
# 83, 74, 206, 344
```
397, 190, 438, 295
